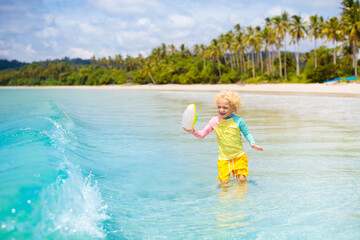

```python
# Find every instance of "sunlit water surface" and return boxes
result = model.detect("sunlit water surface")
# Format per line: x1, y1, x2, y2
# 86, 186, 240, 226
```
0, 89, 359, 239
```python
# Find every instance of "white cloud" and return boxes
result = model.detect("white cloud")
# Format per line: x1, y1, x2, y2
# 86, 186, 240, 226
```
90, 0, 158, 14
0, 49, 10, 57
282, 0, 339, 8
36, 27, 59, 38
168, 30, 190, 39
78, 22, 103, 36
229, 14, 243, 26
266, 6, 285, 17
68, 47, 94, 59
116, 34, 124, 45
44, 14, 55, 25
25, 44, 36, 55
137, 18, 151, 26
168, 14, 196, 29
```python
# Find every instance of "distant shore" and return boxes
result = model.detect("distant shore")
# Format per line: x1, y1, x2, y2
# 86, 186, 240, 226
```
1, 83, 360, 96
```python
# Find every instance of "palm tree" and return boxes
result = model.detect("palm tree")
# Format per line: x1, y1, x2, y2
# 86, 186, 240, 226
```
234, 24, 246, 74
193, 44, 200, 56
309, 14, 324, 68
225, 31, 236, 71
264, 17, 276, 75
322, 16, 343, 64
272, 16, 284, 78
210, 39, 222, 79
245, 26, 257, 78
341, 0, 360, 77
254, 26, 264, 74
180, 44, 186, 57
262, 22, 274, 75
160, 43, 167, 59
219, 34, 229, 66
200, 44, 207, 69
168, 44, 177, 55
289, 15, 307, 75
140, 58, 156, 84
281, 11, 290, 80
114, 54, 123, 69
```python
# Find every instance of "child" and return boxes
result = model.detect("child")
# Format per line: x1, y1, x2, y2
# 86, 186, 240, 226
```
183, 90, 263, 183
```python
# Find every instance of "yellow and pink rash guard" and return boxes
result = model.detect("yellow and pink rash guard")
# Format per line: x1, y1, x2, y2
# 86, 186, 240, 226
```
192, 114, 255, 161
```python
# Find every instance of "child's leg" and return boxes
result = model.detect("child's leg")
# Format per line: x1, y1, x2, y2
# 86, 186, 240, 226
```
236, 174, 247, 182
217, 160, 231, 183
233, 155, 248, 182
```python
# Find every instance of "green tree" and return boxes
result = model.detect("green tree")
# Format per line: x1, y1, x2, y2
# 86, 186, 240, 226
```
244, 26, 257, 78
309, 14, 324, 68
209, 39, 222, 79
281, 11, 290, 79
322, 16, 343, 64
272, 16, 285, 78
289, 15, 307, 75
341, 0, 360, 77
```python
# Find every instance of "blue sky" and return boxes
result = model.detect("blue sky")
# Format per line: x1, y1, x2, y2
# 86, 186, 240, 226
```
0, 0, 342, 62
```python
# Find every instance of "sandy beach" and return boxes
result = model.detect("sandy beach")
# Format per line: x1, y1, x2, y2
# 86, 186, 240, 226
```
2, 83, 360, 96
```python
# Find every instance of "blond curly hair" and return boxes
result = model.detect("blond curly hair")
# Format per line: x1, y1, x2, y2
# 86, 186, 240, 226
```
214, 90, 243, 112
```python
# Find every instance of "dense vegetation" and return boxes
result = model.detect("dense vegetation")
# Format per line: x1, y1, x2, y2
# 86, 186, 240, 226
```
0, 59, 28, 71
1, 0, 360, 86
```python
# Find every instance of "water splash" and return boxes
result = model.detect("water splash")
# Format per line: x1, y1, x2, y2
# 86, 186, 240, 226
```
39, 160, 109, 238
38, 103, 109, 238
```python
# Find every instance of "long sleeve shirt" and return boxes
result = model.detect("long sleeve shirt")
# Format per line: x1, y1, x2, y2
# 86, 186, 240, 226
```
192, 114, 255, 160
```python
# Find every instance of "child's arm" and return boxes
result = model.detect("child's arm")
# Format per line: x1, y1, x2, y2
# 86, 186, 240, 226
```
183, 116, 218, 139
238, 118, 264, 151
192, 123, 214, 138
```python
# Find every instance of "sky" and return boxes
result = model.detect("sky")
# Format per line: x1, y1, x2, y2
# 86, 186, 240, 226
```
0, 0, 343, 62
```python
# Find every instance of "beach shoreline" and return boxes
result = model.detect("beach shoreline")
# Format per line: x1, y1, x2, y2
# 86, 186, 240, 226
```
1, 83, 360, 97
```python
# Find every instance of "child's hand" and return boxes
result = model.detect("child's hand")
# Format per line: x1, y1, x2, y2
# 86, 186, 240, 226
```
182, 126, 194, 133
251, 144, 264, 151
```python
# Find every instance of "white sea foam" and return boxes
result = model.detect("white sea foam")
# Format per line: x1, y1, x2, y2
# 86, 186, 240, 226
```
41, 161, 109, 238
39, 110, 109, 238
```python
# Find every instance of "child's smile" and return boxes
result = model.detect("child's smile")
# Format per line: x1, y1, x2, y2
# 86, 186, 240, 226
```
217, 98, 235, 119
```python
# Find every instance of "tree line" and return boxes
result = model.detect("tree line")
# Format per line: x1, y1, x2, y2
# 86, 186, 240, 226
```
1, 0, 359, 86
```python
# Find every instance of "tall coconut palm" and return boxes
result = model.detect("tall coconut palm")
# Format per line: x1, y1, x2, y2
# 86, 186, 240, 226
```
180, 44, 186, 57
234, 24, 246, 74
289, 15, 307, 75
322, 16, 343, 64
309, 14, 324, 68
264, 17, 276, 75
193, 44, 200, 57
199, 44, 207, 69
219, 34, 228, 66
272, 16, 284, 78
262, 22, 274, 75
114, 54, 123, 69
230, 33, 238, 70
245, 26, 257, 78
140, 58, 157, 84
281, 11, 290, 80
341, 0, 360, 77
255, 26, 264, 74
160, 43, 167, 59
210, 39, 222, 79
168, 44, 177, 55
226, 31, 236, 71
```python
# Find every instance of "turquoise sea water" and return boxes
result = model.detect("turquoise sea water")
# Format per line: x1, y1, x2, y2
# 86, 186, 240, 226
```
0, 89, 359, 239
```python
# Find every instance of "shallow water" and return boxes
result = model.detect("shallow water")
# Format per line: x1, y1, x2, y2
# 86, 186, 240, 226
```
0, 89, 359, 239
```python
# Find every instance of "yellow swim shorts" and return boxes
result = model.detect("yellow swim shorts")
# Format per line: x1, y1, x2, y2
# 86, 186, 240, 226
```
217, 154, 248, 181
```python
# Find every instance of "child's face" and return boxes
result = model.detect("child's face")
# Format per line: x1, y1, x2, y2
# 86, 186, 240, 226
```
217, 98, 236, 118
